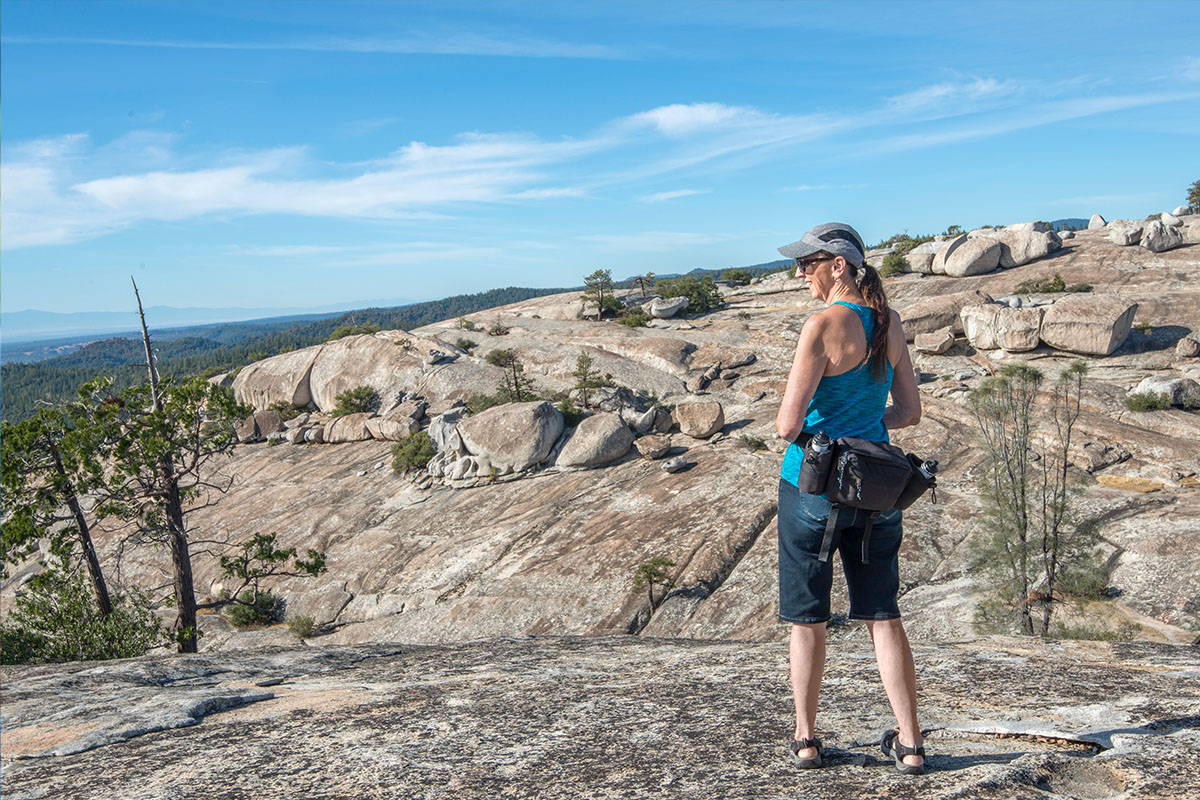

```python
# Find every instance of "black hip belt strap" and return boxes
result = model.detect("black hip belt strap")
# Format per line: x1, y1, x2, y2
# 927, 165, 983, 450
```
819, 506, 881, 565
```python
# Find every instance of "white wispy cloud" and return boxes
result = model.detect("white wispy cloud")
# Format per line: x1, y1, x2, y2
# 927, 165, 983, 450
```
884, 77, 1024, 116
577, 231, 727, 251
5, 84, 1190, 251
1183, 56, 1200, 82
637, 188, 708, 203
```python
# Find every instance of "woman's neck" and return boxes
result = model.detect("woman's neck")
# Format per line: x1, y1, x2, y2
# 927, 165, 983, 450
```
825, 282, 865, 306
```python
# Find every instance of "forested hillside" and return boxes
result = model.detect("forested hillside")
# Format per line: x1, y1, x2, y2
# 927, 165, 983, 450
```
1, 286, 568, 421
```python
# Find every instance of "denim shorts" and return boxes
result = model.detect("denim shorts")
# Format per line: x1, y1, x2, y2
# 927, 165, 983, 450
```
777, 478, 903, 624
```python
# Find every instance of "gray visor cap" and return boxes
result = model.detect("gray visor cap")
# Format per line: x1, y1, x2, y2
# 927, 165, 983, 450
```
777, 222, 866, 269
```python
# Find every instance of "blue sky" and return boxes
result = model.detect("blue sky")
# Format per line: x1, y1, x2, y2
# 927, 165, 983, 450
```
2, 0, 1199, 316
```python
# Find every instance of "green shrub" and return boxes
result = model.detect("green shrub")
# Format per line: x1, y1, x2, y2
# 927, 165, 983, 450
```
226, 589, 283, 628
736, 311, 751, 320
655, 276, 724, 315
720, 268, 753, 283
558, 397, 586, 428
287, 615, 317, 638
454, 337, 477, 353
1051, 621, 1137, 642
880, 253, 908, 277
618, 308, 651, 327
0, 570, 166, 664
456, 316, 476, 330
332, 386, 380, 417
1014, 274, 1093, 294
391, 431, 436, 472
464, 392, 502, 415
328, 323, 380, 341
1187, 179, 1199, 213
1125, 391, 1172, 411
269, 400, 302, 421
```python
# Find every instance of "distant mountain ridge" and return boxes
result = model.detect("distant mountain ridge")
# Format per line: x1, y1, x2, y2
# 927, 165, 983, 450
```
1, 299, 418, 343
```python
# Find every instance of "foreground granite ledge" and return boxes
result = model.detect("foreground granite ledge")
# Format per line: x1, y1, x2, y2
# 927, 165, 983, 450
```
3, 635, 1199, 799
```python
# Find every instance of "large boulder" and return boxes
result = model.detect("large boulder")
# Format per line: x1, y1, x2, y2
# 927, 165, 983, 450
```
1140, 220, 1183, 253
232, 346, 323, 410
1108, 221, 1144, 246
930, 235, 964, 275
648, 296, 689, 319
899, 290, 993, 341
942, 236, 1003, 277
1040, 295, 1138, 356
324, 412, 375, 443
308, 334, 422, 415
365, 413, 421, 442
960, 304, 1002, 350
1006, 221, 1051, 232
556, 413, 634, 469
457, 401, 564, 473
1161, 212, 1183, 227
1087, 214, 1107, 229
1172, 205, 1192, 216
633, 435, 671, 460
913, 328, 954, 355
1185, 221, 1200, 245
979, 229, 1061, 268
235, 409, 286, 443
1132, 376, 1200, 408
902, 240, 942, 274
995, 306, 1044, 353
673, 401, 725, 439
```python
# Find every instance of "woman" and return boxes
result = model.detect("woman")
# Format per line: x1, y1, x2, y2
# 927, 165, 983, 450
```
773, 223, 926, 774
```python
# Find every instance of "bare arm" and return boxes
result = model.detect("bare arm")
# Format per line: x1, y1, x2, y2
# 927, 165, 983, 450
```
776, 313, 830, 442
883, 309, 921, 430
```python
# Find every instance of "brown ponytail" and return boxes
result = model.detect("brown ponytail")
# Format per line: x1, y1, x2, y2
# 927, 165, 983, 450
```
853, 262, 891, 382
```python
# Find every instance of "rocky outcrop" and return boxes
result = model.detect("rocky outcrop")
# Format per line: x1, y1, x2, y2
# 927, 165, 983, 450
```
556, 413, 634, 469
899, 290, 993, 340
363, 413, 419, 442
673, 400, 725, 439
1140, 220, 1183, 253
1133, 375, 1200, 408
901, 239, 943, 274
457, 401, 564, 473
633, 434, 671, 459
960, 303, 1002, 350
1005, 220, 1051, 232
323, 412, 374, 443
1108, 221, 1144, 246
235, 410, 286, 443
994, 306, 1044, 352
934, 235, 1003, 277
648, 296, 689, 319
232, 347, 323, 410
1040, 295, 1138, 356
913, 328, 954, 355
977, 229, 1061, 268
3, 637, 1199, 800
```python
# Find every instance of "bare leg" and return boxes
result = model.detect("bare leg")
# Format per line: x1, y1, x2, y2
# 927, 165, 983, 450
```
789, 622, 827, 759
865, 618, 923, 768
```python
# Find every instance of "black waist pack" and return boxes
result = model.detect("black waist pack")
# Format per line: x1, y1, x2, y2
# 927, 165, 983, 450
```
795, 434, 938, 564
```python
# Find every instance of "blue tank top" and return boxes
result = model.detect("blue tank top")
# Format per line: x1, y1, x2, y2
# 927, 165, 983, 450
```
780, 301, 893, 487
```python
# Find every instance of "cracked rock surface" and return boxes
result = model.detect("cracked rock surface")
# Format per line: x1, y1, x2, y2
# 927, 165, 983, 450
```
3, 635, 1199, 799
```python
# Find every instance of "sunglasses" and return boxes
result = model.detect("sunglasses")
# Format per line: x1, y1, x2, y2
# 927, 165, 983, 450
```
794, 255, 834, 275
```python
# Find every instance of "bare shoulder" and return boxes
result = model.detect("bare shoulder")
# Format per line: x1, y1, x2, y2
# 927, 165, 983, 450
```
888, 308, 905, 337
